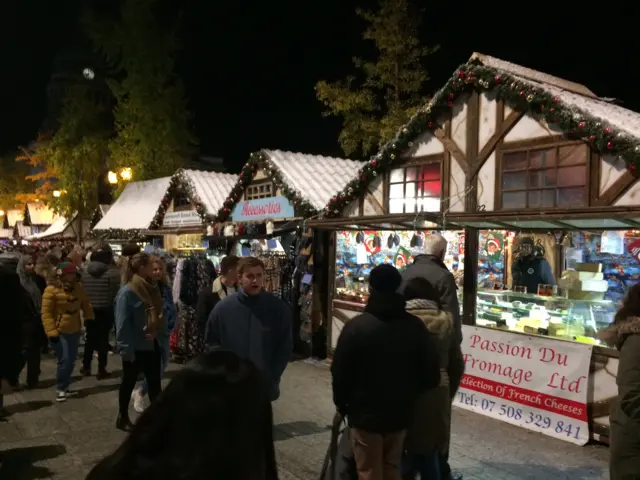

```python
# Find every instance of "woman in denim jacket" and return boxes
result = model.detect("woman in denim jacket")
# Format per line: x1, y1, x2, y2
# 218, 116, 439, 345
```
115, 253, 164, 431
131, 255, 177, 413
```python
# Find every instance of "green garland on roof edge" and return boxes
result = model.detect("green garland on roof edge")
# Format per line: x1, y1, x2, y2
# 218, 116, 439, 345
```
87, 228, 144, 240
148, 169, 209, 230
323, 60, 640, 218
211, 150, 318, 223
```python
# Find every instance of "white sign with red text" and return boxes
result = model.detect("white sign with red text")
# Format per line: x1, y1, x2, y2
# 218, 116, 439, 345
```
453, 326, 593, 445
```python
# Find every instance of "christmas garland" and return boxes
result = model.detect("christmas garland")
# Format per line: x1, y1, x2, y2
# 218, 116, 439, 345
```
86, 228, 144, 240
149, 169, 208, 229
211, 150, 318, 223
322, 59, 640, 217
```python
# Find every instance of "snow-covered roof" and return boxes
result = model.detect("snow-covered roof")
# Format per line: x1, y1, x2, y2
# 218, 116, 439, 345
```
182, 170, 239, 214
470, 53, 640, 141
94, 177, 172, 231
24, 203, 59, 226
14, 221, 32, 238
263, 150, 366, 210
0, 229, 13, 239
5, 209, 23, 228
97, 204, 111, 217
26, 214, 89, 241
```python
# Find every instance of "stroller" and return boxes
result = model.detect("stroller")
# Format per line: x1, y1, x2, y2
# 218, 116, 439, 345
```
319, 413, 357, 480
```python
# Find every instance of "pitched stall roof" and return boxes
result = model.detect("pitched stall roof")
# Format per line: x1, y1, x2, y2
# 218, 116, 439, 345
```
0, 229, 13, 239
23, 202, 59, 226
3, 209, 24, 229
213, 149, 365, 222
322, 52, 640, 216
148, 170, 240, 229
93, 177, 172, 231
27, 214, 89, 241
182, 170, 239, 214
14, 221, 32, 238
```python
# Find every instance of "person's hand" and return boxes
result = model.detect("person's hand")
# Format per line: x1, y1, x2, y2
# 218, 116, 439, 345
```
48, 336, 59, 344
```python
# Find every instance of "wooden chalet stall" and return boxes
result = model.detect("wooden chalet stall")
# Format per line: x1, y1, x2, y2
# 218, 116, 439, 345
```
207, 150, 365, 356
146, 169, 238, 254
309, 53, 640, 443
92, 177, 172, 254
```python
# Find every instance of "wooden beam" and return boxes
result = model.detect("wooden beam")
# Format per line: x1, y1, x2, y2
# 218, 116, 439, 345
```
465, 91, 480, 212
364, 192, 385, 215
471, 109, 524, 178
594, 170, 638, 206
434, 127, 468, 174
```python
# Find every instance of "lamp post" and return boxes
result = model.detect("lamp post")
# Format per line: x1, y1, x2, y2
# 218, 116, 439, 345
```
108, 167, 133, 185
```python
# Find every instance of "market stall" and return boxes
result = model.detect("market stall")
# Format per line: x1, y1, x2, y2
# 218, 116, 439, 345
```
145, 168, 238, 257
207, 149, 364, 355
91, 176, 172, 253
308, 52, 640, 444
26, 212, 91, 244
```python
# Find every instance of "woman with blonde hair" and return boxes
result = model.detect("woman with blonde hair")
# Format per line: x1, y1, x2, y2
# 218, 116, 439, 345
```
131, 255, 178, 413
115, 253, 164, 431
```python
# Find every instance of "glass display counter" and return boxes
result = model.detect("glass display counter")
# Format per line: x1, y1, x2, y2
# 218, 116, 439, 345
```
474, 289, 616, 346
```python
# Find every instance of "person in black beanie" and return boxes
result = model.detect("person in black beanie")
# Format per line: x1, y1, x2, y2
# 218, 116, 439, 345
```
331, 264, 440, 480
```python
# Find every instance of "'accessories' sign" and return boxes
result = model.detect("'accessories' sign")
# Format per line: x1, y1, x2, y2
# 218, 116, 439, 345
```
231, 196, 295, 222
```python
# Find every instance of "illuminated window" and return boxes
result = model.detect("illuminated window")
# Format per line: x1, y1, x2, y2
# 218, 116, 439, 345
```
500, 144, 588, 210
388, 162, 441, 214
173, 192, 191, 211
246, 182, 273, 200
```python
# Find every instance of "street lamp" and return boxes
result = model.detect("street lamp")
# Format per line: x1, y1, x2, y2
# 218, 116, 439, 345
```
120, 167, 132, 181
53, 190, 61, 198
0, 210, 5, 216
107, 171, 118, 184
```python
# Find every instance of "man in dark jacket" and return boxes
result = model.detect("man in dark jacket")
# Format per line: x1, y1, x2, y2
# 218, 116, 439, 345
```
400, 233, 462, 480
195, 255, 238, 328
80, 245, 120, 379
205, 256, 292, 401
332, 264, 440, 480
401, 233, 461, 343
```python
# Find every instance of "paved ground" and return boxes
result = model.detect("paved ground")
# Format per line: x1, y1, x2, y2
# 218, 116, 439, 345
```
0, 355, 610, 480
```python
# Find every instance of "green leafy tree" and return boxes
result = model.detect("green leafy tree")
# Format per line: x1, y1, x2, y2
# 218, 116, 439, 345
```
85, 0, 196, 180
26, 90, 110, 240
315, 0, 438, 157
0, 151, 34, 211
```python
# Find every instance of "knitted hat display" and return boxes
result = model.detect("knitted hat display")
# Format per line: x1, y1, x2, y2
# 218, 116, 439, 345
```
56, 261, 77, 276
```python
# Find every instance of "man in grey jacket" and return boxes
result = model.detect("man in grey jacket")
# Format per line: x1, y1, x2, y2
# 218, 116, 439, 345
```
400, 233, 463, 480
80, 245, 120, 379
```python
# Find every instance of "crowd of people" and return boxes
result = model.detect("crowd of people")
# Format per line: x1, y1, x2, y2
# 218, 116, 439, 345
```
2, 231, 638, 479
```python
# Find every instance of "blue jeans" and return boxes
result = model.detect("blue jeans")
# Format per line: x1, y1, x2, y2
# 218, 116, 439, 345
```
139, 340, 168, 395
51, 332, 81, 392
402, 452, 440, 480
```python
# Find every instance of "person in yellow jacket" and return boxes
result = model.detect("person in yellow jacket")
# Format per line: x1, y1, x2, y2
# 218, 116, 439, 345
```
42, 262, 94, 402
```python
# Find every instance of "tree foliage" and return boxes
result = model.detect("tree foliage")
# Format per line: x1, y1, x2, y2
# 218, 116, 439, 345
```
0, 151, 33, 210
85, 0, 196, 180
315, 0, 438, 157
22, 90, 110, 224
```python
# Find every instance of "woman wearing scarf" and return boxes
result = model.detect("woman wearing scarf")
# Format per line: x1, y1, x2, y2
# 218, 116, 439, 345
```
131, 255, 177, 413
16, 254, 47, 388
115, 253, 164, 432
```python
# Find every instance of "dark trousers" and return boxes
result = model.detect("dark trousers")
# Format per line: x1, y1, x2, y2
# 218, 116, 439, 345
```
22, 323, 42, 386
83, 307, 113, 371
118, 343, 162, 417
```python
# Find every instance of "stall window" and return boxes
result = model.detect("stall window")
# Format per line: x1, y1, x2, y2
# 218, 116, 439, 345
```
500, 144, 588, 210
388, 162, 441, 214
173, 192, 191, 211
246, 182, 274, 200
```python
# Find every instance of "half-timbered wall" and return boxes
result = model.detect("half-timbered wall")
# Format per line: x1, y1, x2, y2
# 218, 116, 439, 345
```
342, 90, 638, 217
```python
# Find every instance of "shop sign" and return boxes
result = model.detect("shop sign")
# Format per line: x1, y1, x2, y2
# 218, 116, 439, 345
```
162, 210, 202, 227
453, 326, 592, 445
231, 196, 294, 222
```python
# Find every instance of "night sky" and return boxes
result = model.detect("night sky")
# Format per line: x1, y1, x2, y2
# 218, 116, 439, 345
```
1, 1, 637, 171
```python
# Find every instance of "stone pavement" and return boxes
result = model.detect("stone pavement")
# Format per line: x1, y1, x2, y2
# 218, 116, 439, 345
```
0, 355, 609, 480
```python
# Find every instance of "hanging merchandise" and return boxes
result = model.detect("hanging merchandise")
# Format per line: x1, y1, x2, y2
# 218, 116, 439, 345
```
601, 231, 624, 255
171, 253, 216, 362
394, 246, 413, 269
482, 231, 504, 261
356, 243, 368, 265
